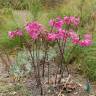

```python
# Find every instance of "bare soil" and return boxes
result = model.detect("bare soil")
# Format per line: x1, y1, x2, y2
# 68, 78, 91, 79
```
0, 56, 96, 96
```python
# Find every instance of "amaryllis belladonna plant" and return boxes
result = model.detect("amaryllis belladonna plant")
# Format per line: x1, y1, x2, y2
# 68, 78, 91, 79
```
8, 16, 92, 96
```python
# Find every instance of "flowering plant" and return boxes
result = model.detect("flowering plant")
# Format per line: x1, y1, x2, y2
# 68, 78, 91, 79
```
8, 16, 92, 95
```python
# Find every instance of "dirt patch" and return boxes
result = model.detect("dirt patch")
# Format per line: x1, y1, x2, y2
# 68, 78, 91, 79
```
0, 56, 95, 96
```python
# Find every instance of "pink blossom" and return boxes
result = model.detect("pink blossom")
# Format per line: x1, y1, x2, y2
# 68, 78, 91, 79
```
70, 16, 75, 23
69, 29, 79, 39
55, 20, 63, 29
47, 33, 57, 41
73, 17, 80, 27
72, 38, 79, 44
8, 31, 16, 39
79, 39, 92, 46
25, 21, 43, 40
49, 19, 55, 26
8, 29, 23, 39
69, 29, 79, 44
16, 30, 23, 36
57, 29, 68, 40
29, 32, 39, 40
79, 34, 92, 46
84, 34, 92, 40
64, 16, 80, 26
49, 18, 63, 29
70, 16, 80, 26
64, 16, 71, 25
26, 22, 42, 33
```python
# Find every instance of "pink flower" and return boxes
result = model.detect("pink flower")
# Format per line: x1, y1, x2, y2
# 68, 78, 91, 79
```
79, 34, 92, 46
29, 32, 39, 40
8, 31, 16, 39
69, 29, 79, 44
64, 16, 71, 25
70, 16, 80, 26
64, 16, 80, 26
49, 19, 55, 26
57, 29, 68, 40
16, 30, 23, 36
72, 38, 79, 44
26, 21, 42, 33
25, 21, 43, 40
49, 18, 63, 29
73, 17, 80, 27
55, 20, 63, 29
8, 29, 23, 39
79, 39, 92, 46
69, 29, 79, 39
84, 34, 92, 40
47, 33, 57, 41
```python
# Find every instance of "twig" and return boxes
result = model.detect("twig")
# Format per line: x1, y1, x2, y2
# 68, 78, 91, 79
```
58, 74, 71, 96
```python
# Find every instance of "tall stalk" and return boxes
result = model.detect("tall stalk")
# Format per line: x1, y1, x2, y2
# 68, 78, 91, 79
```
35, 40, 41, 85
36, 39, 44, 95
56, 36, 71, 83
20, 36, 40, 86
42, 40, 48, 77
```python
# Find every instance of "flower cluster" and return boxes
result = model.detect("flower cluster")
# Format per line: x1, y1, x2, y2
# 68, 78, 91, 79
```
49, 17, 64, 29
68, 29, 79, 44
49, 16, 80, 29
64, 16, 80, 26
8, 16, 92, 47
79, 34, 92, 46
8, 30, 23, 39
47, 29, 68, 42
25, 21, 43, 40
47, 16, 92, 47
47, 33, 57, 41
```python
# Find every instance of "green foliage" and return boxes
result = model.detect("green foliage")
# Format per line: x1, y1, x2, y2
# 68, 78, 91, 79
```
10, 48, 56, 77
41, 0, 65, 9
82, 43, 96, 81
0, 0, 11, 8
27, 0, 43, 20
0, 8, 24, 49
0, 0, 28, 9
10, 50, 32, 77
0, 0, 65, 10
0, 80, 31, 96
13, 83, 32, 96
